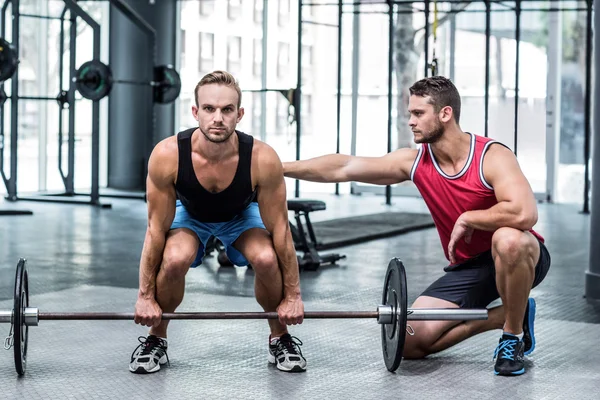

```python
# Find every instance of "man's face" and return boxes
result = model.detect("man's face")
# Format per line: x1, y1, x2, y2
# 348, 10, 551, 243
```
192, 84, 244, 143
407, 95, 445, 144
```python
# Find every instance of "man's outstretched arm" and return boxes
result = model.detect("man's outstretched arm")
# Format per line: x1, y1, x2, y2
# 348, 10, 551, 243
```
283, 148, 418, 185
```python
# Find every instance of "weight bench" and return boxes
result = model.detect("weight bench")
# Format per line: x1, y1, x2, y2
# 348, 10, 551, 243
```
287, 199, 346, 271
208, 199, 346, 270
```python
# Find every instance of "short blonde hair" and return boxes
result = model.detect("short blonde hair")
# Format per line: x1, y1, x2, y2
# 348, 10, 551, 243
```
194, 70, 242, 109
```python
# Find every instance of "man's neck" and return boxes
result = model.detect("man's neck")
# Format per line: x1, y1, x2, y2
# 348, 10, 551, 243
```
429, 128, 471, 167
193, 129, 238, 163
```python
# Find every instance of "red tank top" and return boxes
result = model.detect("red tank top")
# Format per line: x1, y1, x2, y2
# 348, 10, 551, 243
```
410, 132, 544, 266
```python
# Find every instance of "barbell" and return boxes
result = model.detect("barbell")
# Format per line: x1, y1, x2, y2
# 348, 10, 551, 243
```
73, 59, 181, 103
0, 37, 181, 104
2, 258, 488, 376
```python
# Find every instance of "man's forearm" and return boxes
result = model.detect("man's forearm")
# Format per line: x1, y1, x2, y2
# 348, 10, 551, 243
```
138, 229, 166, 299
283, 154, 350, 182
272, 227, 302, 298
462, 201, 536, 232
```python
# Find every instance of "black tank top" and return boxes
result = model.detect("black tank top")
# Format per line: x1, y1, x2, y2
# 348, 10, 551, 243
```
174, 128, 257, 222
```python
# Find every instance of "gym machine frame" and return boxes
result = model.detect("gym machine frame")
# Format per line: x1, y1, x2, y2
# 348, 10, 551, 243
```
0, 0, 110, 208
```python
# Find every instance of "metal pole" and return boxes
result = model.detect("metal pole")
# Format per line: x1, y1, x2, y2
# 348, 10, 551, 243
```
295, 0, 303, 198
584, 0, 599, 300
8, 0, 20, 200
484, 0, 491, 137
513, 0, 520, 155
260, 0, 268, 142
385, 0, 393, 205
37, 0, 48, 191
582, 0, 592, 214
58, 7, 68, 190
3, 308, 489, 323
0, 0, 10, 194
449, 2, 456, 81
67, 9, 76, 195
423, 0, 430, 77
62, 0, 102, 204
335, 0, 343, 195
349, 0, 359, 196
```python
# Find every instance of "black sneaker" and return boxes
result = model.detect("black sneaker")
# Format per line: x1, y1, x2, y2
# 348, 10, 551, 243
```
268, 333, 307, 372
129, 335, 169, 374
522, 298, 536, 355
493, 333, 525, 376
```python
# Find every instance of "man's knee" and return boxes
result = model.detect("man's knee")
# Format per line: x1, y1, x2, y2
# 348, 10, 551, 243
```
161, 247, 194, 281
248, 248, 279, 276
492, 228, 538, 269
402, 322, 452, 359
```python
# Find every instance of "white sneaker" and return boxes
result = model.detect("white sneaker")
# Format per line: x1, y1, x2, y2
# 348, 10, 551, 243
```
267, 333, 307, 372
129, 335, 169, 374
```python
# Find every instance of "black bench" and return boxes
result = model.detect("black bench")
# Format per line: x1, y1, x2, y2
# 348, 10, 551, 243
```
287, 199, 346, 270
209, 199, 345, 271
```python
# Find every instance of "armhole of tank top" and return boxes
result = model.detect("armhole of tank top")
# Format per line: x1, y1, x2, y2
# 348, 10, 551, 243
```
410, 146, 424, 181
479, 140, 498, 190
176, 132, 191, 185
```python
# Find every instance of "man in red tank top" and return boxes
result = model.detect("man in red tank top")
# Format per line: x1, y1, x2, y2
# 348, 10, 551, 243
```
283, 76, 551, 376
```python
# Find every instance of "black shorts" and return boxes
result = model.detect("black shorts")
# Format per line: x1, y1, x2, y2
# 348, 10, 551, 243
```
420, 239, 551, 309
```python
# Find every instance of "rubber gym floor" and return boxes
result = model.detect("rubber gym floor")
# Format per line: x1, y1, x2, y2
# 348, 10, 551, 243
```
1, 193, 598, 400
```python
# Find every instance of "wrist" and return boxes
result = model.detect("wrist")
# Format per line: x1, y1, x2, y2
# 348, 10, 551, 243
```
138, 290, 154, 300
460, 212, 473, 227
284, 289, 302, 299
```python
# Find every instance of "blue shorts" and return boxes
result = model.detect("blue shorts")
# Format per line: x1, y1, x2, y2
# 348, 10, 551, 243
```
170, 200, 266, 267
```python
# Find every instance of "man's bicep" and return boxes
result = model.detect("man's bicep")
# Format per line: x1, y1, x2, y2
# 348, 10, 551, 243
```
146, 152, 177, 233
484, 144, 536, 204
256, 152, 289, 233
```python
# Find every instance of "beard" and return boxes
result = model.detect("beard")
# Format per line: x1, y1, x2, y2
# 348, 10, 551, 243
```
414, 121, 444, 144
199, 125, 236, 143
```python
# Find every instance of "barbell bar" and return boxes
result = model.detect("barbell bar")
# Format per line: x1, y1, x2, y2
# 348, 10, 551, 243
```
73, 59, 181, 103
0, 308, 488, 324
4, 258, 488, 376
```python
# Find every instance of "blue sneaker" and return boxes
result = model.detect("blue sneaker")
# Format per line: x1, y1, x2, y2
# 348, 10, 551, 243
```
522, 298, 536, 355
493, 333, 525, 376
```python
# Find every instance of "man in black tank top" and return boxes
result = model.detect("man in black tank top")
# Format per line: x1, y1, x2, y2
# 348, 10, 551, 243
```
129, 71, 307, 374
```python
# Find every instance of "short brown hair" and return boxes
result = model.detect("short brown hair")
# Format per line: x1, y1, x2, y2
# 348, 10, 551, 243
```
409, 76, 461, 124
194, 70, 242, 109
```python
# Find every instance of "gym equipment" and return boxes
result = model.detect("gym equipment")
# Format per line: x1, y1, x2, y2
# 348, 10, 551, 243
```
2, 257, 488, 376
0, 37, 18, 82
208, 199, 346, 270
74, 59, 181, 103
288, 199, 346, 271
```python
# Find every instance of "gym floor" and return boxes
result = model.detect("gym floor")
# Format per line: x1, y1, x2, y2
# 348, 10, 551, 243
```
1, 193, 599, 399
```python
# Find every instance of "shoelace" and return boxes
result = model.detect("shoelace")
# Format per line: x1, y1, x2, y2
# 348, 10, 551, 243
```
493, 338, 518, 360
276, 336, 304, 358
130, 336, 170, 366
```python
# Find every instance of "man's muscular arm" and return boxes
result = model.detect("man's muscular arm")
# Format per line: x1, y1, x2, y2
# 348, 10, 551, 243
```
134, 139, 178, 327
255, 144, 303, 325
461, 144, 538, 232
282, 148, 418, 185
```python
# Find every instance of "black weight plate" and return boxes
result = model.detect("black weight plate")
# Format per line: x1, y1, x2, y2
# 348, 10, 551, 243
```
75, 60, 113, 101
153, 65, 181, 104
14, 258, 29, 376
0, 37, 18, 82
381, 258, 407, 372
